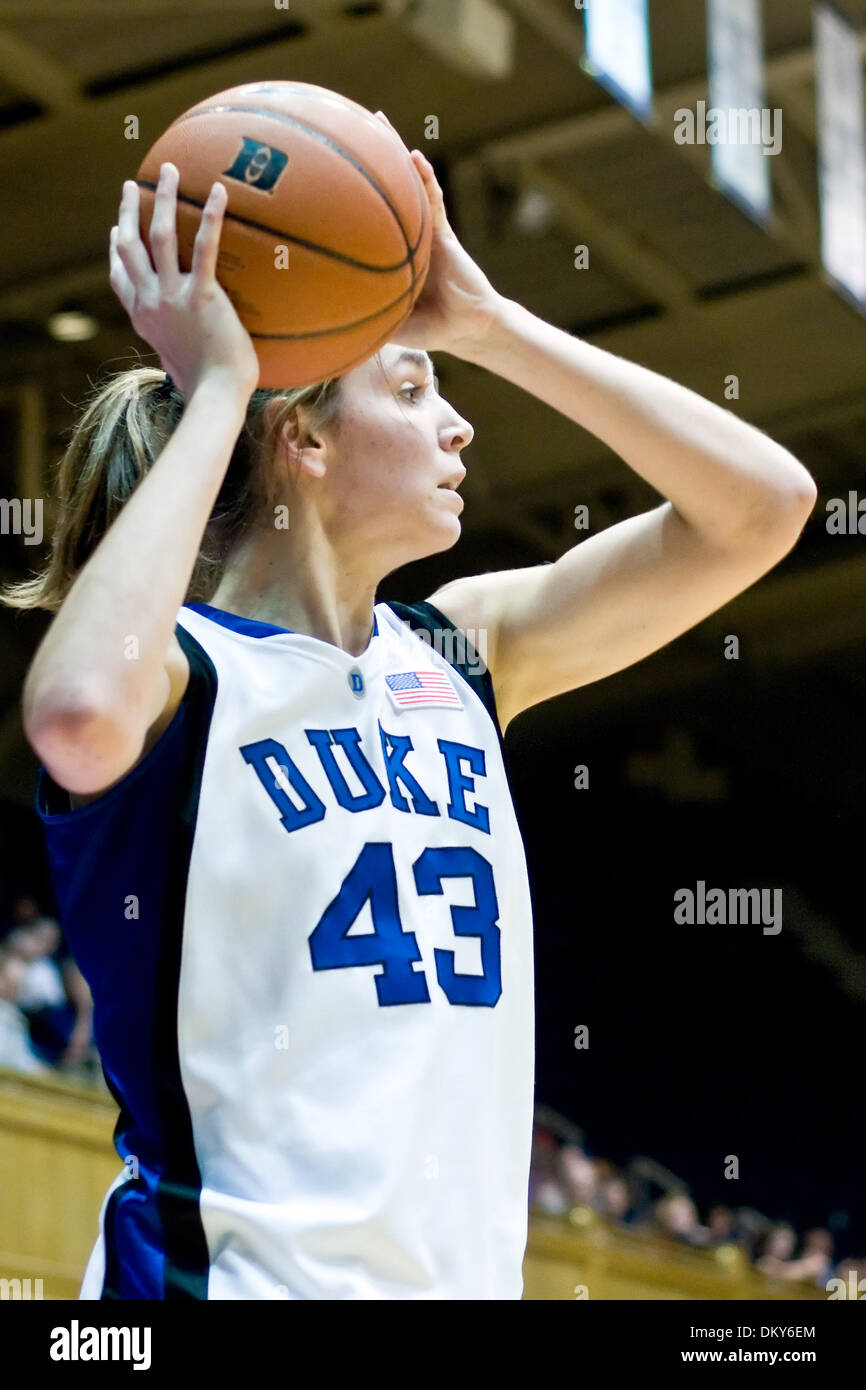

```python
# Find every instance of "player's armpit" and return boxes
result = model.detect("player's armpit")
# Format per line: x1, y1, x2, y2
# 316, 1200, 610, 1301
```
428, 500, 810, 733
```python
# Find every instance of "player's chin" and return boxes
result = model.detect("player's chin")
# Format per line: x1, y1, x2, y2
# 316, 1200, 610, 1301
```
426, 500, 463, 547
406, 513, 461, 565
395, 491, 462, 557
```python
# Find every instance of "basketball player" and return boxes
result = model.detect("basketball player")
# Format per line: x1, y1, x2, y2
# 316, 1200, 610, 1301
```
10, 122, 816, 1299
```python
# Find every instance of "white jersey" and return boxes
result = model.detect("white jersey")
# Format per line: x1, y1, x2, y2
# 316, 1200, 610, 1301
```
36, 597, 535, 1299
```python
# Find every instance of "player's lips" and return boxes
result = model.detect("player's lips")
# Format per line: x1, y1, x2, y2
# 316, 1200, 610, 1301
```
437, 487, 464, 510
437, 466, 466, 491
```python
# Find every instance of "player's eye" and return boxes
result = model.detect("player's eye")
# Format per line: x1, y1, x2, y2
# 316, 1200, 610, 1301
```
399, 384, 424, 402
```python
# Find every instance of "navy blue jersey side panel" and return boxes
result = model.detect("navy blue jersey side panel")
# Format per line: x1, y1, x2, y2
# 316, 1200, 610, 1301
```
149, 622, 218, 1300
384, 599, 505, 753
34, 622, 218, 1300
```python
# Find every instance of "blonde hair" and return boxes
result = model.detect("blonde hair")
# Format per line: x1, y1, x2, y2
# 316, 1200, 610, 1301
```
0, 365, 342, 613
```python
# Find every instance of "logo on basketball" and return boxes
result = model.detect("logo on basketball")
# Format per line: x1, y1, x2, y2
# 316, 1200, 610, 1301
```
222, 137, 288, 192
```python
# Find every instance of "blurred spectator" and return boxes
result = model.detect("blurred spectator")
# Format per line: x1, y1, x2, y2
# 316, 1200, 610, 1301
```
531, 1124, 557, 1168
5, 899, 94, 1072
8, 920, 66, 1010
558, 1144, 598, 1209
8, 894, 48, 928
597, 1171, 632, 1224
530, 1173, 569, 1216
773, 1228, 835, 1287
755, 1222, 797, 1275
529, 1126, 569, 1215
733, 1207, 774, 1261
0, 946, 48, 1074
526, 1109, 862, 1278
705, 1205, 733, 1242
649, 1192, 707, 1246
704, 1205, 738, 1247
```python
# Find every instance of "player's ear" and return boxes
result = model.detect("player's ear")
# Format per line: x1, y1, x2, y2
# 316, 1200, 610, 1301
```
265, 397, 327, 479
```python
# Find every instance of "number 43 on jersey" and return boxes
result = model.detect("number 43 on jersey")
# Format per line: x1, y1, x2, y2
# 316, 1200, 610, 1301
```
309, 841, 502, 1007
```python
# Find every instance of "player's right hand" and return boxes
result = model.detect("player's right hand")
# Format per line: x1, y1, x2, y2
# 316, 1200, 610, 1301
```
108, 161, 260, 401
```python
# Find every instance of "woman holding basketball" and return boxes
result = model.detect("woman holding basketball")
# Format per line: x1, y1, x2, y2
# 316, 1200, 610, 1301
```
8, 115, 815, 1299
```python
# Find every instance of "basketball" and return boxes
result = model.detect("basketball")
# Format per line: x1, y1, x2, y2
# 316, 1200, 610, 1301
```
135, 81, 432, 388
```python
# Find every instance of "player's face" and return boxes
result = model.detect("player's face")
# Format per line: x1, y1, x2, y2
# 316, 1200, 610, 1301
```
323, 342, 473, 563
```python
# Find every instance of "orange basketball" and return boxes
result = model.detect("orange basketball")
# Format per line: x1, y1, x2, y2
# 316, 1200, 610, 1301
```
136, 81, 432, 388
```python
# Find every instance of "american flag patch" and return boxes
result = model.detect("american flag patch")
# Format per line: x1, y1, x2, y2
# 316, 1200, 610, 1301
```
384, 669, 463, 711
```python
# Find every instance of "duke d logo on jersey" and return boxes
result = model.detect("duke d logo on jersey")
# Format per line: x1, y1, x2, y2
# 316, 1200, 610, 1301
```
222, 137, 288, 192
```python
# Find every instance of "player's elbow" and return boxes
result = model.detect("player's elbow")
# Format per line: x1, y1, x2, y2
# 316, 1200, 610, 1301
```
736, 474, 818, 551
24, 688, 141, 796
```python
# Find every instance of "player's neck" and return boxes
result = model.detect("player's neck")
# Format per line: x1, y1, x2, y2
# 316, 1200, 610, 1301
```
209, 531, 380, 658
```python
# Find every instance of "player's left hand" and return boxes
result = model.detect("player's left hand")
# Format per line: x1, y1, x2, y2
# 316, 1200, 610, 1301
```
373, 111, 503, 358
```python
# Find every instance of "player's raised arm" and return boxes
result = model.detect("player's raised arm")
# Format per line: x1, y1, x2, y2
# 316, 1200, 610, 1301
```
427, 300, 819, 729
21, 163, 259, 795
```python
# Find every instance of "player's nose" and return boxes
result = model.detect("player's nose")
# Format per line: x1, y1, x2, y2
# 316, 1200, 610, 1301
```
443, 412, 473, 452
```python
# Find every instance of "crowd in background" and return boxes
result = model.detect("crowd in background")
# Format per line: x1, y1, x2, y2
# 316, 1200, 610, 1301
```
2, 891, 862, 1291
529, 1112, 865, 1293
0, 893, 97, 1083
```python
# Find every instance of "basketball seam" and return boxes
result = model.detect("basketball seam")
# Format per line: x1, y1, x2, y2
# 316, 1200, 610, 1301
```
166, 103, 426, 267
248, 286, 417, 341
137, 181, 422, 344
135, 181, 425, 275
256, 305, 418, 381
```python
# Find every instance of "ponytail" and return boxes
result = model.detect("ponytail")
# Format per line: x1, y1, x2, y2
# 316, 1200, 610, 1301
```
0, 365, 342, 614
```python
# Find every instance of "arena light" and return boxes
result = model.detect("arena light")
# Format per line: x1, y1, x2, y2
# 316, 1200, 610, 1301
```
401, 0, 515, 80
705, 0, 773, 225
47, 309, 99, 342
582, 0, 653, 124
512, 186, 555, 237
814, 3, 866, 312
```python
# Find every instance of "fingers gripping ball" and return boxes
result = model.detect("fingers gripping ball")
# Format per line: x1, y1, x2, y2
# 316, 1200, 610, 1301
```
136, 82, 432, 388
